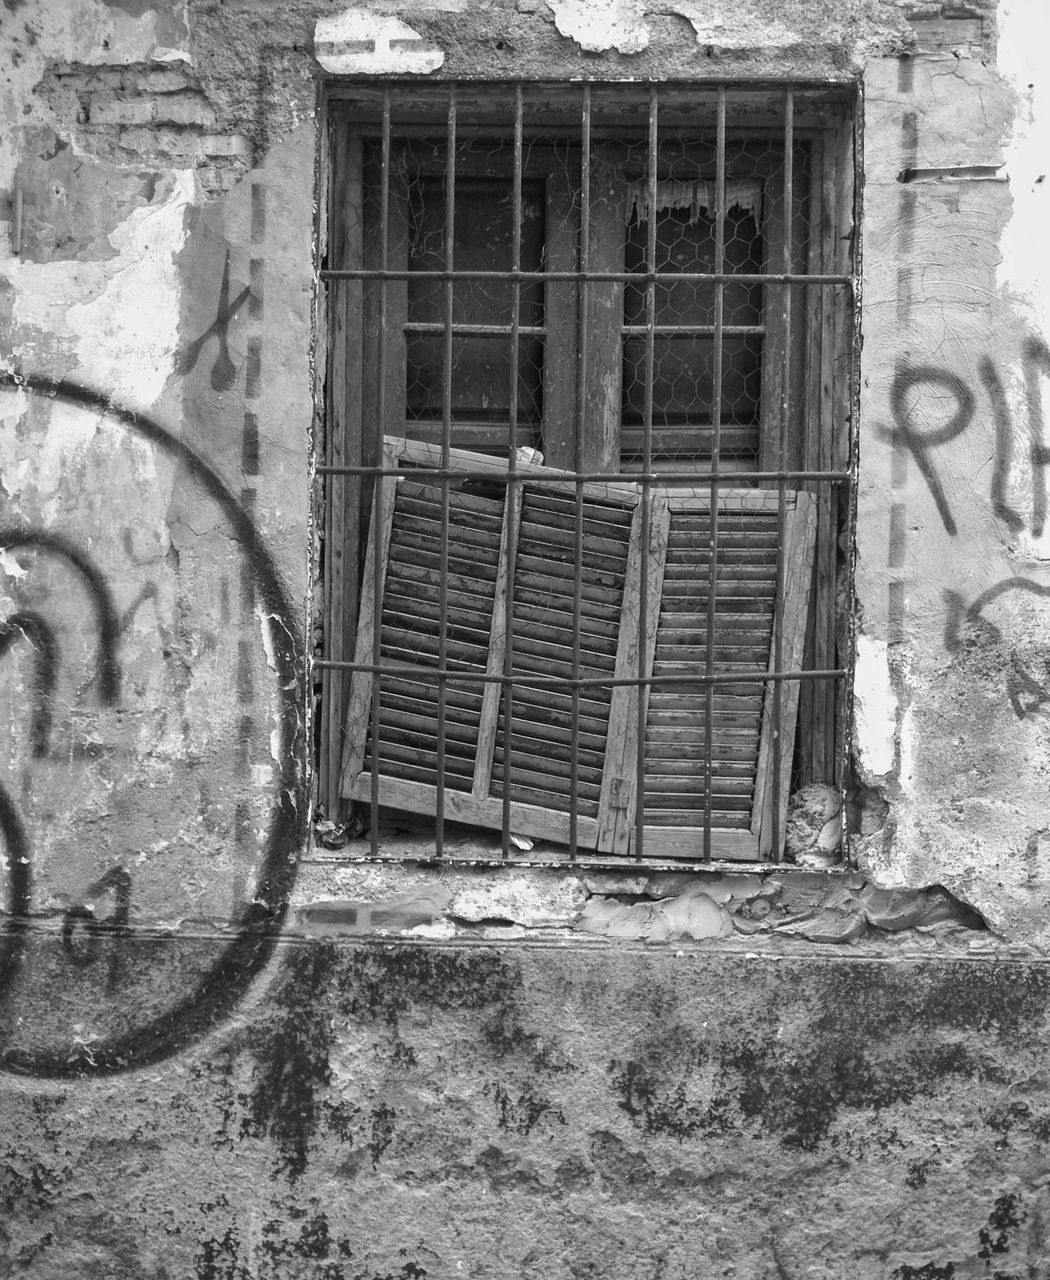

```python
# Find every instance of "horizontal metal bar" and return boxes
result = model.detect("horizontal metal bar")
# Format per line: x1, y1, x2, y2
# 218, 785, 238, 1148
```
322, 268, 854, 286
621, 324, 765, 337
316, 465, 851, 482
326, 75, 860, 92
403, 322, 546, 337
314, 660, 847, 686
401, 322, 765, 338
314, 853, 857, 876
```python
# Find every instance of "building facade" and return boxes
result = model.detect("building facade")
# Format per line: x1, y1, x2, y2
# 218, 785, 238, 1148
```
2, 0, 1050, 1274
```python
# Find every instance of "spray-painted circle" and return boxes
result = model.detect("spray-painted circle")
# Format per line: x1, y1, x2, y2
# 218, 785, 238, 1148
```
0, 375, 302, 1076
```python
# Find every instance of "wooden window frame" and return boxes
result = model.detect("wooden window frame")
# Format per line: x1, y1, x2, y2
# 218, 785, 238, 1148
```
318, 82, 858, 867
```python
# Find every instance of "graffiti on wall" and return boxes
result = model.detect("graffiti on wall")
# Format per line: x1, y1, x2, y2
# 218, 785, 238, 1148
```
882, 338, 1050, 539
943, 577, 1050, 719
0, 374, 304, 1078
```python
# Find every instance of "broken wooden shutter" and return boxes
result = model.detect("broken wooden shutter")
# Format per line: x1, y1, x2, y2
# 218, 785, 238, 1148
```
339, 440, 815, 860
339, 438, 668, 849
636, 487, 817, 860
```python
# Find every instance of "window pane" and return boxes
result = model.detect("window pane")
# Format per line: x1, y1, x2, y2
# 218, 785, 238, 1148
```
622, 201, 763, 465
406, 175, 544, 439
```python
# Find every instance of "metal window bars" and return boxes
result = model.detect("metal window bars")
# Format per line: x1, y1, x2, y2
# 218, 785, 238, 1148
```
319, 80, 859, 868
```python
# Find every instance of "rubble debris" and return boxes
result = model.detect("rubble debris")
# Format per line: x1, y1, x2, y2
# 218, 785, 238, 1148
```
785, 783, 844, 867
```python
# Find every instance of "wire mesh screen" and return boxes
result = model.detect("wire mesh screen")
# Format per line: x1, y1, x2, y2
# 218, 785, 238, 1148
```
319, 80, 858, 867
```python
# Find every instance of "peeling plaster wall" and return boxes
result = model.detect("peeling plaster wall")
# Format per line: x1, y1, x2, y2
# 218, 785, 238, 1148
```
3, 0, 1050, 1275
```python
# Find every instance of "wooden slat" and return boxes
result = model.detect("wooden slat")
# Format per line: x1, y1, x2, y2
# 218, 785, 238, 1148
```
752, 489, 818, 853
375, 679, 484, 715
339, 459, 401, 796
473, 483, 521, 798
596, 494, 670, 853
499, 725, 615, 759
495, 757, 605, 795
496, 481, 635, 818
582, 150, 626, 473
638, 488, 800, 846
541, 162, 580, 469
348, 775, 602, 849
630, 827, 761, 859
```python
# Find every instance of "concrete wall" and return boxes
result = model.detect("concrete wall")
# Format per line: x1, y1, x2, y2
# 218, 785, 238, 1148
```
2, 0, 1050, 1275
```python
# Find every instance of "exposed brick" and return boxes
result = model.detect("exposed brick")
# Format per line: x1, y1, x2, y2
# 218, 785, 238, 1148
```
152, 92, 218, 129
141, 67, 198, 94
200, 133, 252, 158
87, 98, 155, 126
112, 126, 201, 157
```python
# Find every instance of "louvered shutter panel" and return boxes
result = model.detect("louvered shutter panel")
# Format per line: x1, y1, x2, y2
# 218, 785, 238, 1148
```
490, 480, 668, 852
338, 441, 509, 803
633, 487, 817, 860
339, 440, 668, 850
341, 441, 814, 860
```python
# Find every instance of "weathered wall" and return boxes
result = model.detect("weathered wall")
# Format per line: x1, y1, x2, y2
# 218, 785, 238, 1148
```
3, 0, 1050, 1275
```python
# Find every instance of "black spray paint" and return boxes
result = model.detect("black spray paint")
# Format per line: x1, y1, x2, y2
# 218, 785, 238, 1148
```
0, 372, 304, 1078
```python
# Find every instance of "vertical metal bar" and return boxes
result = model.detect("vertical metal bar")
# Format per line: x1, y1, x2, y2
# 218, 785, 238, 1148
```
703, 85, 726, 863
321, 114, 340, 823
569, 83, 591, 861
634, 84, 658, 863
842, 94, 862, 808
501, 83, 524, 859
772, 85, 794, 863
436, 85, 457, 859
369, 89, 392, 857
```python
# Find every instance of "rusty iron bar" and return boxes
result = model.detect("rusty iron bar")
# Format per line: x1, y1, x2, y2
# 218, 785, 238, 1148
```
703, 84, 728, 864
568, 82, 592, 861
318, 465, 851, 482
499, 82, 525, 861
322, 268, 852, 285
433, 86, 458, 859
315, 660, 846, 687
367, 88, 392, 858
770, 86, 794, 864
632, 85, 660, 863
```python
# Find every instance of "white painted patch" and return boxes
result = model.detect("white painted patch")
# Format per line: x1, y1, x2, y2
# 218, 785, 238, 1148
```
0, 394, 101, 524
0, 549, 28, 580
314, 9, 444, 74
997, 0, 1050, 338
854, 635, 898, 779
664, 0, 798, 49
151, 46, 193, 64
548, 0, 649, 54
65, 170, 193, 408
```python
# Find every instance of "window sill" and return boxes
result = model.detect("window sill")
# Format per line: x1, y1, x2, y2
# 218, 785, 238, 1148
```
292, 836, 989, 952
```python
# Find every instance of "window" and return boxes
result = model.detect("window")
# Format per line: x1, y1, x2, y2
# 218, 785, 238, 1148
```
319, 82, 857, 866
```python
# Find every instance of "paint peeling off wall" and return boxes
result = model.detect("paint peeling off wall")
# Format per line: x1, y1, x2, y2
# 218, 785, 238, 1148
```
853, 635, 899, 782
314, 9, 445, 74
548, 0, 650, 53
66, 171, 192, 405
4, 1, 1050, 1276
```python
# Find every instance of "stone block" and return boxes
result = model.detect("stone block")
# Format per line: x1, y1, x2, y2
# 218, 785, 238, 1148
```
88, 98, 155, 126
153, 93, 218, 129
200, 134, 252, 158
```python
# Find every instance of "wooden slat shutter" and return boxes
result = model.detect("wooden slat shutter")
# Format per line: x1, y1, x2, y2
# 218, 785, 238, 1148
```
634, 488, 817, 860
340, 441, 815, 860
338, 441, 507, 800
339, 439, 668, 850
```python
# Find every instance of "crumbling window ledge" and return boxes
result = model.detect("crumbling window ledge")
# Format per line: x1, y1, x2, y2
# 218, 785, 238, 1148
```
294, 835, 989, 950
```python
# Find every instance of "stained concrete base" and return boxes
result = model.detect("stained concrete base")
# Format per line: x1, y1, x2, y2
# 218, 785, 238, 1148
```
2, 937, 1047, 1278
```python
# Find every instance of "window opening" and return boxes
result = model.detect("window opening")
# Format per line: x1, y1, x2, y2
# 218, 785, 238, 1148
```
318, 81, 858, 868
